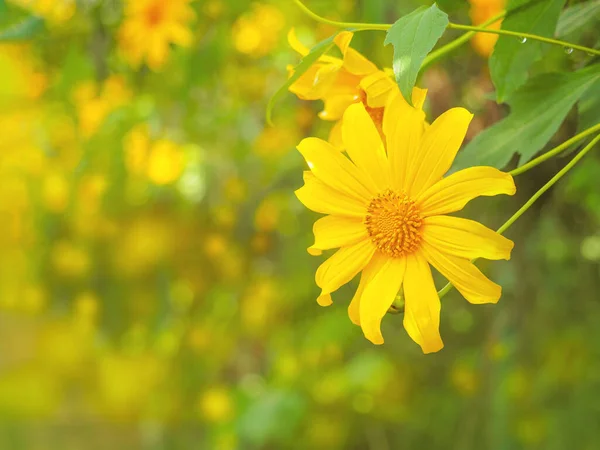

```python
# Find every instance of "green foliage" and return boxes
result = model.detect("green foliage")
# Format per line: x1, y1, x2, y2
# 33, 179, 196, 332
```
454, 64, 600, 170
556, 0, 600, 37
384, 3, 449, 106
577, 79, 600, 132
0, 16, 43, 41
266, 34, 337, 126
490, 0, 566, 103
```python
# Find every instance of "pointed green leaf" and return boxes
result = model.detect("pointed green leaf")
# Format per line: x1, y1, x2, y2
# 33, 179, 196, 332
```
384, 4, 448, 106
490, 0, 566, 103
556, 0, 600, 37
265, 34, 336, 126
453, 64, 600, 170
0, 16, 44, 41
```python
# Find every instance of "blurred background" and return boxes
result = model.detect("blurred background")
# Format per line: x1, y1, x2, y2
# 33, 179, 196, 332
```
0, 0, 599, 448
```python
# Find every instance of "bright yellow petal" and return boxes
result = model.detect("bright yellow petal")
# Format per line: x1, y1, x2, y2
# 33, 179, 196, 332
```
382, 91, 427, 192
405, 107, 473, 198
308, 215, 369, 255
422, 215, 514, 261
341, 103, 390, 191
315, 239, 376, 305
289, 64, 327, 100
359, 253, 406, 345
359, 71, 397, 108
403, 252, 444, 354
411, 87, 428, 110
295, 171, 366, 217
334, 31, 378, 75
417, 166, 516, 216
287, 28, 309, 56
318, 94, 357, 121
348, 271, 366, 325
421, 242, 501, 304
328, 120, 344, 149
297, 137, 377, 201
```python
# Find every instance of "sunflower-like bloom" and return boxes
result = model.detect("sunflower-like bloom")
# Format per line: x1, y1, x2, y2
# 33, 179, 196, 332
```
468, 0, 506, 58
288, 30, 397, 145
295, 91, 516, 353
118, 0, 195, 71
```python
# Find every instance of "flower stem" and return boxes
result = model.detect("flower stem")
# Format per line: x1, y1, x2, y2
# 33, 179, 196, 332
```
509, 123, 600, 177
437, 133, 600, 299
421, 11, 505, 70
292, 0, 600, 56
447, 23, 600, 56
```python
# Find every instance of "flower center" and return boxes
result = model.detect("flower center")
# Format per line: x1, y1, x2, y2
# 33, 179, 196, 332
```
365, 190, 423, 258
145, 2, 164, 27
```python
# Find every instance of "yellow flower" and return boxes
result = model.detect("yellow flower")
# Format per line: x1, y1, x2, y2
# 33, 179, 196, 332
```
232, 3, 284, 57
288, 30, 398, 145
295, 92, 516, 352
468, 0, 505, 58
118, 0, 195, 71
7, 0, 75, 24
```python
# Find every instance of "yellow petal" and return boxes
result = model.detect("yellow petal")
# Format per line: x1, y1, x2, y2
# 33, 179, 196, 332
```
328, 120, 344, 149
308, 215, 368, 255
295, 171, 366, 217
359, 253, 406, 345
382, 91, 427, 192
287, 28, 309, 56
315, 239, 376, 303
318, 94, 357, 121
348, 272, 366, 326
334, 31, 378, 75
403, 252, 444, 354
359, 71, 397, 108
289, 63, 329, 100
297, 137, 377, 201
341, 103, 390, 191
417, 166, 516, 216
405, 107, 473, 198
411, 87, 428, 110
422, 215, 514, 261
421, 242, 501, 304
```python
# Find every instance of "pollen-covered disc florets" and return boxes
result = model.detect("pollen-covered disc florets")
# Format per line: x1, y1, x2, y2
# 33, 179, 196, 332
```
365, 189, 423, 257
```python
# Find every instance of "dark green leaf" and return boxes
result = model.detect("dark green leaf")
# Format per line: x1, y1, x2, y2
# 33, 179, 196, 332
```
0, 16, 44, 41
384, 4, 449, 106
577, 78, 600, 132
265, 34, 336, 126
490, 0, 566, 103
556, 0, 600, 37
453, 64, 600, 170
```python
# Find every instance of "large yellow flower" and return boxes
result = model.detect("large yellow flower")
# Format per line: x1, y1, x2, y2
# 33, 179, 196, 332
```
118, 0, 194, 71
295, 92, 516, 353
468, 0, 505, 58
288, 30, 397, 145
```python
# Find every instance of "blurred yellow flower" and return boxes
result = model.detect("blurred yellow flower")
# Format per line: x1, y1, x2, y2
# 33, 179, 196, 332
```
468, 0, 505, 57
198, 386, 234, 423
73, 76, 131, 138
51, 240, 91, 279
42, 171, 70, 213
288, 30, 398, 145
8, 0, 75, 24
118, 0, 195, 71
0, 43, 46, 105
124, 125, 186, 185
232, 3, 284, 57
295, 95, 516, 352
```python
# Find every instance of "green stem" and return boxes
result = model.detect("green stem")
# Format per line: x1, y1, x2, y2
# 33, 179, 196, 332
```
509, 123, 600, 176
292, 0, 389, 30
437, 133, 600, 299
447, 23, 600, 56
293, 0, 600, 56
422, 11, 505, 70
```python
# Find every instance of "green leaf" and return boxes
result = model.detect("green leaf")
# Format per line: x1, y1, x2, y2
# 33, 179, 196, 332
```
384, 4, 449, 106
490, 0, 566, 103
0, 16, 44, 41
453, 64, 600, 170
577, 78, 600, 133
265, 34, 336, 126
556, 0, 600, 37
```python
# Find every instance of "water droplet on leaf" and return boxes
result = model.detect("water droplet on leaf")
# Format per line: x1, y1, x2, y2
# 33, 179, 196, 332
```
518, 36, 527, 44
564, 47, 574, 55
